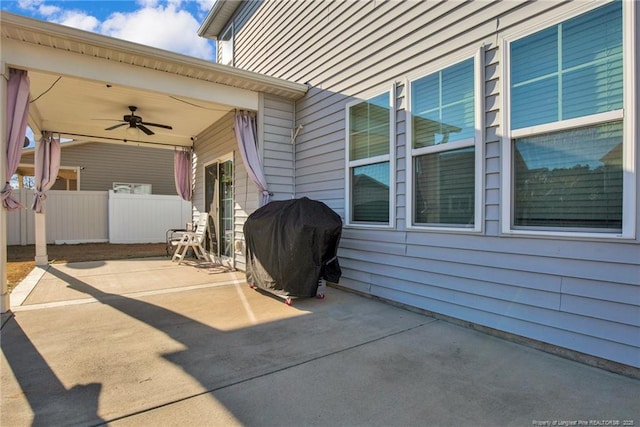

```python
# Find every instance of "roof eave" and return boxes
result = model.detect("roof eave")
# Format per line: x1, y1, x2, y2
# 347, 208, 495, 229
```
198, 0, 243, 40
1, 11, 308, 101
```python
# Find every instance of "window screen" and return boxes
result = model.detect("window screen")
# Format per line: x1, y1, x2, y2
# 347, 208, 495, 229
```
510, 2, 623, 129
509, 1, 624, 231
410, 57, 476, 227
412, 58, 475, 148
513, 122, 623, 230
347, 91, 392, 224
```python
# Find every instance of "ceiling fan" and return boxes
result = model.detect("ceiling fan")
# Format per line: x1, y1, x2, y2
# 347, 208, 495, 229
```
104, 105, 173, 136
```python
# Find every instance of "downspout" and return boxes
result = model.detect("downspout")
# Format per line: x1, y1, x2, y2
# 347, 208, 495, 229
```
291, 124, 303, 199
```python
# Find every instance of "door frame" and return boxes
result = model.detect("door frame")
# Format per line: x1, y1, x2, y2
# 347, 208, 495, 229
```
203, 153, 234, 267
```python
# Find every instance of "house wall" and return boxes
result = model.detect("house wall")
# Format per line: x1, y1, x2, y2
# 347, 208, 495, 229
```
193, 97, 296, 270
221, 0, 640, 369
261, 94, 296, 200
21, 142, 177, 195
194, 112, 239, 266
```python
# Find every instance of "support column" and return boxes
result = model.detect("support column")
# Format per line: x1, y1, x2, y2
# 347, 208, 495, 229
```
34, 214, 47, 265
33, 131, 48, 266
1, 62, 10, 313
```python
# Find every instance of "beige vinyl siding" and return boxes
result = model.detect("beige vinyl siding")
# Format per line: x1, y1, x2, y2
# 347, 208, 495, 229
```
21, 142, 176, 195
236, 1, 522, 93
225, 0, 640, 369
484, 43, 501, 237
262, 94, 296, 200
294, 87, 348, 214
194, 112, 238, 214
194, 112, 244, 268
194, 99, 296, 269
394, 83, 407, 230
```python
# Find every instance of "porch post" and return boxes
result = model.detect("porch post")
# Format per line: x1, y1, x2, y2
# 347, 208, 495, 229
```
0, 61, 9, 313
34, 214, 47, 265
33, 131, 48, 266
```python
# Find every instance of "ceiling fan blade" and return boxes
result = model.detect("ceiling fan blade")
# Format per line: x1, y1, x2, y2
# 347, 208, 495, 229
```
141, 121, 173, 130
137, 124, 155, 135
105, 123, 127, 131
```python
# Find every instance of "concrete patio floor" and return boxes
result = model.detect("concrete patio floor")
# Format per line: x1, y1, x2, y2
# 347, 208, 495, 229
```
1, 257, 639, 426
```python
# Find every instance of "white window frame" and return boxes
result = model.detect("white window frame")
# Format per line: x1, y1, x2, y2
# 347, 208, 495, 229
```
500, 0, 636, 239
218, 24, 234, 66
202, 153, 234, 209
345, 86, 396, 228
16, 163, 81, 191
112, 182, 152, 194
406, 49, 484, 233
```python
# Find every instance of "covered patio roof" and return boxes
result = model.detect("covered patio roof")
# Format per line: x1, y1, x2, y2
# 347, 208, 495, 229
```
0, 12, 307, 148
0, 11, 308, 313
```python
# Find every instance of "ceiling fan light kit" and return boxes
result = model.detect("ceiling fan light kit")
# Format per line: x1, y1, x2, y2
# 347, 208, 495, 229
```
125, 125, 138, 136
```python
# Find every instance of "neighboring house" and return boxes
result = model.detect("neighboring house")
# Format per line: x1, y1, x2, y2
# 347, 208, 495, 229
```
9, 139, 190, 246
193, 0, 639, 373
18, 140, 177, 195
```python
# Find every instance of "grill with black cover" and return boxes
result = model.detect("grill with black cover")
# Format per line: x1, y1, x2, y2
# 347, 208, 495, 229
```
244, 197, 342, 300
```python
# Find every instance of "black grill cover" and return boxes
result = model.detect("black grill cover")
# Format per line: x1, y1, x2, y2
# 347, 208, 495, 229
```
244, 197, 342, 298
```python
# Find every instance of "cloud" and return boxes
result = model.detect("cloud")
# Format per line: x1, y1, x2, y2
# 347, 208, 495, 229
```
17, 0, 42, 10
14, 0, 215, 61
16, 0, 58, 16
195, 0, 216, 14
100, 4, 214, 60
56, 11, 100, 32
37, 3, 60, 16
136, 0, 161, 8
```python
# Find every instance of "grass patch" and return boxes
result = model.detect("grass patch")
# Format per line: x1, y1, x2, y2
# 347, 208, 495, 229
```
6, 243, 167, 292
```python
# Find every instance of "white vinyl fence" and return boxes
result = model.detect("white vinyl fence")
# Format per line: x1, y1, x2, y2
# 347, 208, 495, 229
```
6, 189, 192, 245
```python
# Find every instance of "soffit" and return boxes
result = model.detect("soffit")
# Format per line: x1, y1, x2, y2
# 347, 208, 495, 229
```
198, 0, 243, 39
0, 12, 306, 148
0, 12, 306, 100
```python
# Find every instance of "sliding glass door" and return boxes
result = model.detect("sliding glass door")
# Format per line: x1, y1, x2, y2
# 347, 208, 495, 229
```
204, 156, 234, 261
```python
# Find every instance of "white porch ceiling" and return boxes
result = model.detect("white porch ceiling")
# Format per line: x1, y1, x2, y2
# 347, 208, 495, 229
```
1, 12, 307, 149
27, 69, 233, 148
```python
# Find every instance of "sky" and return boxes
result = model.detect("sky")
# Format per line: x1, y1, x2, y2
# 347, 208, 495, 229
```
2, 0, 218, 154
1, 0, 217, 60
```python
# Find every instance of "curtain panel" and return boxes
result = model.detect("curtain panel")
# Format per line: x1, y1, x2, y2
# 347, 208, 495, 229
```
174, 147, 193, 201
234, 111, 271, 206
2, 68, 30, 210
31, 131, 61, 213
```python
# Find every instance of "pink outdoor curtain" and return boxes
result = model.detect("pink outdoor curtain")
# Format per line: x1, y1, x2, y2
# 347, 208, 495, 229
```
31, 131, 61, 213
234, 111, 270, 205
2, 68, 30, 210
174, 147, 193, 201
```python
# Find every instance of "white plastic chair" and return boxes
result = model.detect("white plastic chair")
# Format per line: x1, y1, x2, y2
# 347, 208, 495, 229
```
171, 212, 210, 264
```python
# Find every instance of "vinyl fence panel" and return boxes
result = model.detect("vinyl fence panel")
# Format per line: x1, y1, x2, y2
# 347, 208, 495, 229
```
108, 191, 192, 244
7, 190, 191, 245
47, 190, 109, 244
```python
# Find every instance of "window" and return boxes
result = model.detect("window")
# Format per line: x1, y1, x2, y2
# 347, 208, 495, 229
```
408, 55, 482, 229
504, 0, 635, 236
218, 25, 234, 66
113, 183, 151, 194
346, 90, 394, 225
